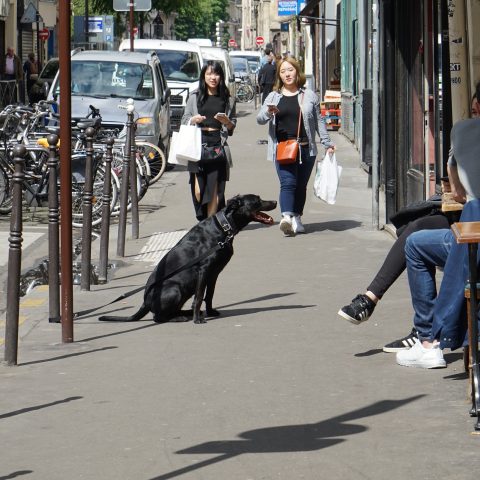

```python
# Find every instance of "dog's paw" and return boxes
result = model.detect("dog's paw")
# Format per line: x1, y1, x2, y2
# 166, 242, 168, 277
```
206, 308, 220, 317
194, 313, 207, 324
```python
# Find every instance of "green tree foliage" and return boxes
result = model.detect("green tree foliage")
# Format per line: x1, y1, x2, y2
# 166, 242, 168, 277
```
174, 0, 229, 42
71, 0, 229, 43
72, 0, 195, 15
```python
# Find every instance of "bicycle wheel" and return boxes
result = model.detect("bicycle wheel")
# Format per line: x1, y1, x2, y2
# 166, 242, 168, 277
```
136, 141, 166, 184
0, 162, 12, 215
236, 85, 248, 103
0, 163, 9, 210
109, 149, 144, 217
71, 163, 119, 229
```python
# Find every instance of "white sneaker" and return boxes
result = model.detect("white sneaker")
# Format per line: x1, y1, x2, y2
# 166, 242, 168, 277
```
396, 339, 446, 369
279, 215, 294, 236
292, 215, 305, 234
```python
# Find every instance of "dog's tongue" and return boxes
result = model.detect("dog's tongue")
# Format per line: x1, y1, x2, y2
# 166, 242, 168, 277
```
253, 212, 274, 224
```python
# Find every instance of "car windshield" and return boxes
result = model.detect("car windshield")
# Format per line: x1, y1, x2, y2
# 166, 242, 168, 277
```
231, 57, 250, 73
40, 59, 59, 80
154, 50, 200, 82
66, 60, 155, 99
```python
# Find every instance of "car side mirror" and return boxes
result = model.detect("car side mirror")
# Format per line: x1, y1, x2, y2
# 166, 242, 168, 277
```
163, 87, 171, 104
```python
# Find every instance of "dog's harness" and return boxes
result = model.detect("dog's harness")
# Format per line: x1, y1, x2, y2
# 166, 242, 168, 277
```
74, 212, 237, 319
214, 210, 237, 247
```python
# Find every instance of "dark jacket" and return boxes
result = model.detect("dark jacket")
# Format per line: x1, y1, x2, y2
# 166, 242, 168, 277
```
258, 62, 276, 86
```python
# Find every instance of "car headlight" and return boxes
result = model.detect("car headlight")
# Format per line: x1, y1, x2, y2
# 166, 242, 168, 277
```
135, 117, 155, 136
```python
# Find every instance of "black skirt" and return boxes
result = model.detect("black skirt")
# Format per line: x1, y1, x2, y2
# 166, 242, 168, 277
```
188, 131, 229, 220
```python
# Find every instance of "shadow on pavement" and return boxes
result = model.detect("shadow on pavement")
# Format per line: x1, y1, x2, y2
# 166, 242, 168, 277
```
19, 346, 118, 367
208, 304, 316, 320
307, 220, 362, 233
0, 396, 82, 420
147, 395, 425, 480
0, 470, 34, 479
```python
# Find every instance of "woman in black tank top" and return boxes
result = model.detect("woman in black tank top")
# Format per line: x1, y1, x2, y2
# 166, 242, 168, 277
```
182, 61, 236, 220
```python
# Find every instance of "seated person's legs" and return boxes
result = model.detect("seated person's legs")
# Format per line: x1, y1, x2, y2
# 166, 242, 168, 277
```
404, 229, 452, 342
396, 228, 454, 369
338, 214, 450, 325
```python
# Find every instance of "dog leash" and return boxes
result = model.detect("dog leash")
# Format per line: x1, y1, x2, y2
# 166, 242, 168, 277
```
73, 213, 237, 319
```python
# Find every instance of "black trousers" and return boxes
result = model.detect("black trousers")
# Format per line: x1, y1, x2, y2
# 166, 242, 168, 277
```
367, 214, 451, 299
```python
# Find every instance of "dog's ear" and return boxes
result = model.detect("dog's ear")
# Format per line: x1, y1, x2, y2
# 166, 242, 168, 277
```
225, 195, 242, 213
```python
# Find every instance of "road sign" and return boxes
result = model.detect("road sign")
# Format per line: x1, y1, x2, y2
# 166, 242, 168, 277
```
228, 39, 237, 47
38, 28, 50, 41
255, 36, 265, 46
113, 0, 151, 11
20, 2, 42, 23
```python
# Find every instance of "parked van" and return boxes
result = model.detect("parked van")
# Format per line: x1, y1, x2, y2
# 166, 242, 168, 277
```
200, 46, 236, 99
119, 39, 203, 131
229, 50, 262, 74
188, 38, 213, 47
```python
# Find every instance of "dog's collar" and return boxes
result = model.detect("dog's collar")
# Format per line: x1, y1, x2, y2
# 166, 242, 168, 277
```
215, 211, 237, 241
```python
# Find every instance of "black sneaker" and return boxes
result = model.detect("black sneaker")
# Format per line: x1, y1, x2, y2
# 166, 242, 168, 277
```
383, 328, 419, 353
338, 294, 376, 325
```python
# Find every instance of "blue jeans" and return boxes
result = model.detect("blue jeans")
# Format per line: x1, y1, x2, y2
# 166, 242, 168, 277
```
405, 229, 454, 341
274, 145, 315, 216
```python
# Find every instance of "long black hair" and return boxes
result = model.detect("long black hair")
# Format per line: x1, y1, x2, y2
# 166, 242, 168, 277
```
197, 60, 230, 107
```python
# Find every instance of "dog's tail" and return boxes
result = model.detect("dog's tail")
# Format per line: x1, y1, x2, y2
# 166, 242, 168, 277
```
98, 303, 150, 322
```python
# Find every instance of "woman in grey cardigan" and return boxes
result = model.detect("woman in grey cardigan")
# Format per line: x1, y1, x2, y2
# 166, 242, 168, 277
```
181, 61, 236, 220
257, 56, 335, 236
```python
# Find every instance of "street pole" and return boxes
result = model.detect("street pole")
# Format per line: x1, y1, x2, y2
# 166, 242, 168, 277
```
130, 2, 134, 51
85, 0, 89, 48
36, 11, 41, 70
371, 0, 380, 230
59, 1, 74, 342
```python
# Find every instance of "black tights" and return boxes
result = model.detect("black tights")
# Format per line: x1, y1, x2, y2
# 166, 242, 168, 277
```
367, 214, 451, 299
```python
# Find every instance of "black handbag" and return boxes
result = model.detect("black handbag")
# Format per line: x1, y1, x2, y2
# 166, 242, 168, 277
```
201, 144, 226, 164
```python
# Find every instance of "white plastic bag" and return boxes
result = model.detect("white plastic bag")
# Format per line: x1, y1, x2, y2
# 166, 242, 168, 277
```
313, 152, 342, 204
174, 124, 202, 163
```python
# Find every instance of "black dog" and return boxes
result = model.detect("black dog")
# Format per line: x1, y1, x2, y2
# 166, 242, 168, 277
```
99, 194, 276, 324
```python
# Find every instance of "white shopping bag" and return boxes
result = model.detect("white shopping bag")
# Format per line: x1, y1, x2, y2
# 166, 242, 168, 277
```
313, 152, 342, 205
167, 131, 188, 166
175, 124, 202, 163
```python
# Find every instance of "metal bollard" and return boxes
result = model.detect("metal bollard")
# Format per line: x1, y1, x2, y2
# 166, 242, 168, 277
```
47, 134, 61, 323
98, 137, 114, 284
129, 120, 139, 239
80, 126, 95, 291
117, 99, 134, 257
4, 145, 26, 366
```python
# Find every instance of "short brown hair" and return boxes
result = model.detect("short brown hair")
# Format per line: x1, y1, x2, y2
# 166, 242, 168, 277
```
273, 56, 306, 92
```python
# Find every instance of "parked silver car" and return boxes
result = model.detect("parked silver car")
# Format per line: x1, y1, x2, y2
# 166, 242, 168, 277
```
48, 50, 171, 153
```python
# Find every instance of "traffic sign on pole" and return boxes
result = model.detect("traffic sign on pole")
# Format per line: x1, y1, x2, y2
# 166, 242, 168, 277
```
113, 0, 151, 11
255, 36, 265, 46
228, 39, 237, 47
38, 28, 50, 41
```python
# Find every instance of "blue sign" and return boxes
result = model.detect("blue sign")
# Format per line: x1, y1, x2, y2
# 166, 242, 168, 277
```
278, 0, 305, 16
278, 1, 297, 16
88, 17, 103, 33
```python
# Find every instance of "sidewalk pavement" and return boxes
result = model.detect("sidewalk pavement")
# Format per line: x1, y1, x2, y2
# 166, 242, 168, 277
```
1, 102, 479, 480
